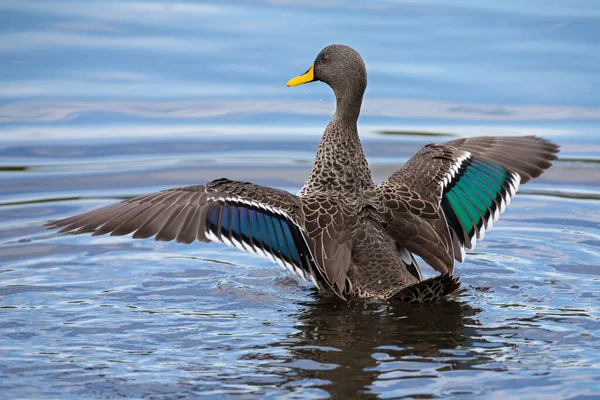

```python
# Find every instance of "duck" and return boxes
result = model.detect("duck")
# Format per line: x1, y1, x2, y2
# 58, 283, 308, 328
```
46, 44, 559, 302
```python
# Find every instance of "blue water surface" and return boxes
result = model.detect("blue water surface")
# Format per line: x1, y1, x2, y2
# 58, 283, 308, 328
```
1, 1, 599, 398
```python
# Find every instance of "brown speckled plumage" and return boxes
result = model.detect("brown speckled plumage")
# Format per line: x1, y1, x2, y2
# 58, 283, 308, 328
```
45, 44, 560, 302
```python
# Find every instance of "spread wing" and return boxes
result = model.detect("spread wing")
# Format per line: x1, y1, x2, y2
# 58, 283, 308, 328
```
45, 178, 351, 297
378, 135, 559, 273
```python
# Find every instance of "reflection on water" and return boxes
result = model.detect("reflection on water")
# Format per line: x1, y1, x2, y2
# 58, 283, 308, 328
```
1, 0, 600, 398
287, 298, 475, 398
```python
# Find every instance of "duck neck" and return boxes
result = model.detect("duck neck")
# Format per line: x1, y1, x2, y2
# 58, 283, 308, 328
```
301, 93, 373, 195
334, 87, 363, 124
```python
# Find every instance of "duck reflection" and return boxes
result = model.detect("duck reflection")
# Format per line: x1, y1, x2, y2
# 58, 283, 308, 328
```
285, 295, 481, 398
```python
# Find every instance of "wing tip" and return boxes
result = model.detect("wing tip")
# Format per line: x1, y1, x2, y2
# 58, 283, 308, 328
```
44, 219, 70, 231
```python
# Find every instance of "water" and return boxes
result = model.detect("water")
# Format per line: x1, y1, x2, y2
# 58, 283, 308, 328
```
1, 1, 600, 398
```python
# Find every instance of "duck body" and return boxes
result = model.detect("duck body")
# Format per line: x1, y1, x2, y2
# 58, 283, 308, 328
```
46, 44, 559, 302
295, 101, 421, 299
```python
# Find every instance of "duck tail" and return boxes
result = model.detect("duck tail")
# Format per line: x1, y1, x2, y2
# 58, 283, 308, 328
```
393, 274, 461, 303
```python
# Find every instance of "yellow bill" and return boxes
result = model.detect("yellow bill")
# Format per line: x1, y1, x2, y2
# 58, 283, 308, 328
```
286, 63, 315, 87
